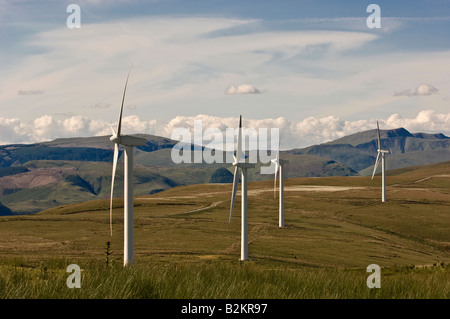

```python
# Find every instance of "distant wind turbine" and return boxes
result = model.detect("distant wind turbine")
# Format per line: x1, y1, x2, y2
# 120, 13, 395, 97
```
109, 66, 146, 266
371, 121, 389, 202
229, 115, 255, 261
271, 137, 289, 228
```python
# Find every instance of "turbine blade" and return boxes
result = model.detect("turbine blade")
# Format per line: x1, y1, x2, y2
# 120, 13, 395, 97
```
376, 121, 381, 150
109, 143, 119, 236
229, 166, 239, 223
371, 152, 381, 180
237, 115, 243, 162
117, 65, 133, 137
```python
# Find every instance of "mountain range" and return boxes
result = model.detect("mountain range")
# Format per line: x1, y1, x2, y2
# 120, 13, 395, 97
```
0, 127, 449, 215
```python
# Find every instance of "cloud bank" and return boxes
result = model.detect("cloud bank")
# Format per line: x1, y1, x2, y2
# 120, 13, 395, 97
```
1, 110, 449, 149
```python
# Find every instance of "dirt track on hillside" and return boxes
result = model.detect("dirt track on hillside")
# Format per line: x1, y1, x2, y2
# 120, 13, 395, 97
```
137, 185, 366, 201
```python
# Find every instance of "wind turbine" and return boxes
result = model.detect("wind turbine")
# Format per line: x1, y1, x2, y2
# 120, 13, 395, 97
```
229, 115, 255, 261
371, 121, 389, 202
109, 66, 146, 266
271, 137, 289, 228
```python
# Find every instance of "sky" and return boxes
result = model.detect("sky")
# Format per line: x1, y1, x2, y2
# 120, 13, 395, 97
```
0, 0, 449, 149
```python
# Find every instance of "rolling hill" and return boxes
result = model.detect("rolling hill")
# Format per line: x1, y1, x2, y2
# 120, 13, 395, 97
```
0, 160, 449, 270
287, 127, 450, 175
0, 127, 448, 215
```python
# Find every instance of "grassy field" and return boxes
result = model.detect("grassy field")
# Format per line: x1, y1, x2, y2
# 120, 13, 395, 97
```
1, 259, 448, 299
0, 161, 449, 299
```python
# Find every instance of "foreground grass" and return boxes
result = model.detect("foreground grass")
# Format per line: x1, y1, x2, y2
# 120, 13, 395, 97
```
0, 258, 448, 299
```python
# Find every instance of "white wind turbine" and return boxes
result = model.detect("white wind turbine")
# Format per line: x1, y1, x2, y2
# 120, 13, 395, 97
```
271, 137, 289, 228
371, 121, 389, 202
229, 115, 255, 261
109, 66, 146, 266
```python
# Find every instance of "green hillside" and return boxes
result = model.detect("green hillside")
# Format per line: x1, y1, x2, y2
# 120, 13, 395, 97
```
0, 160, 180, 214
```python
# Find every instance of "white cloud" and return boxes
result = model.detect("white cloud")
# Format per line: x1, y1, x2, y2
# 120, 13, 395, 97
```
225, 84, 261, 95
414, 84, 439, 96
0, 117, 29, 145
394, 83, 439, 97
385, 110, 450, 132
149, 111, 450, 150
0, 110, 449, 148
0, 114, 157, 144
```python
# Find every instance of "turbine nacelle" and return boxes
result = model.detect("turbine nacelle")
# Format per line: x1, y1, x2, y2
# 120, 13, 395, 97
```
232, 154, 246, 166
273, 158, 289, 166
233, 162, 255, 169
110, 124, 146, 146
110, 135, 146, 146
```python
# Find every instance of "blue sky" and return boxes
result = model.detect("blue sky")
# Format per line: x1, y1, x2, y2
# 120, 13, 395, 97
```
0, 0, 449, 148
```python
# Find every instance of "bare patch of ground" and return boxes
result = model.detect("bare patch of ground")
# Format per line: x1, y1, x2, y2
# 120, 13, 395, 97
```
0, 168, 74, 196
414, 175, 450, 183
248, 185, 366, 196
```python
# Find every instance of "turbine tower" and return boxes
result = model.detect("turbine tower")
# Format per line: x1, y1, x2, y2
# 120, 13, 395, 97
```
371, 121, 389, 202
109, 66, 146, 266
272, 138, 289, 228
229, 115, 254, 261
